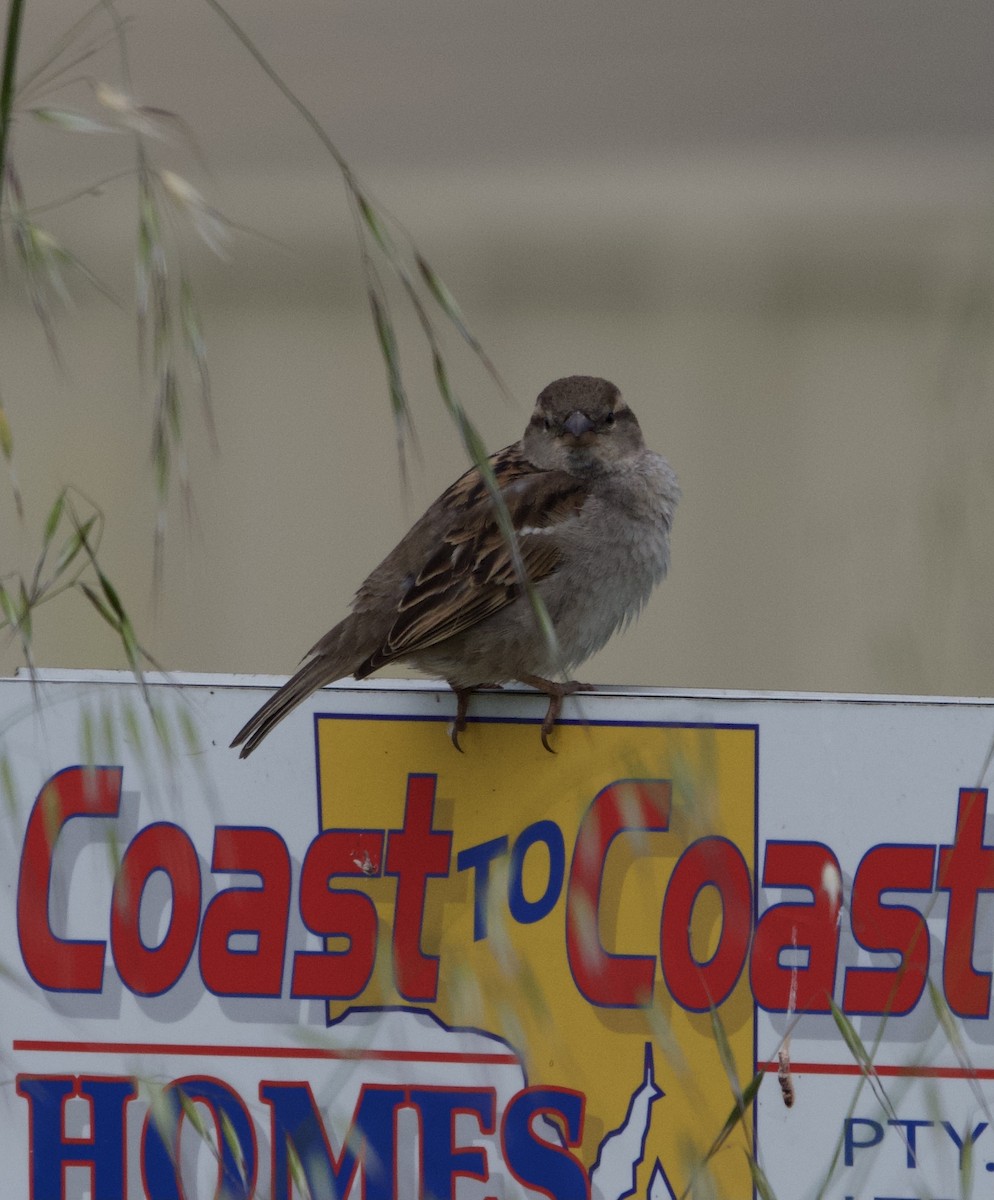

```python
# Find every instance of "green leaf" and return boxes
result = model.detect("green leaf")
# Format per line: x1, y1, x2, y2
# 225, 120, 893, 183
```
829, 997, 898, 1120
928, 978, 964, 1058
122, 702, 144, 756
177, 706, 201, 755
17, 579, 32, 641
829, 998, 874, 1074
713, 1070, 764, 1152
417, 254, 464, 319
79, 582, 120, 630
80, 706, 96, 770
219, 1110, 247, 1187
0, 401, 13, 459
680, 1072, 764, 1200
708, 1004, 743, 1103
179, 275, 216, 445
0, 753, 16, 818
414, 252, 490, 363
355, 192, 394, 255
368, 289, 412, 448
746, 1152, 780, 1200
0, 582, 16, 629
96, 570, 126, 623
54, 516, 97, 577
42, 489, 66, 546
176, 1088, 215, 1152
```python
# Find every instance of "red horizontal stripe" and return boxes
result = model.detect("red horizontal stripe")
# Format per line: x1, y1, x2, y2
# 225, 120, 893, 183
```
13, 1039, 519, 1065
757, 1060, 994, 1081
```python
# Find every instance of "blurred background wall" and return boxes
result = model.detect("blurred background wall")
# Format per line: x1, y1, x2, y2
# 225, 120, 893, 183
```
2, 0, 992, 697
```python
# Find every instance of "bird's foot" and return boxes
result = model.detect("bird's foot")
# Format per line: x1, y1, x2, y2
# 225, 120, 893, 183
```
518, 675, 595, 753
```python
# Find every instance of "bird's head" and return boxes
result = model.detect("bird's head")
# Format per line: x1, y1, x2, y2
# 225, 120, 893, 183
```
523, 375, 646, 471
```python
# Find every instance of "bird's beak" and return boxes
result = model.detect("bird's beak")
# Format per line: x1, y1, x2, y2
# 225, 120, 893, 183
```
561, 410, 595, 439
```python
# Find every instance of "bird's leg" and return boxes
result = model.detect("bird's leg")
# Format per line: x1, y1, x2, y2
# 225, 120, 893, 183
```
449, 687, 472, 752
448, 683, 503, 751
518, 674, 596, 753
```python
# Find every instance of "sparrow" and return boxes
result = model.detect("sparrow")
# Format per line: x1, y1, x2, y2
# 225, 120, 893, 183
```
231, 375, 679, 757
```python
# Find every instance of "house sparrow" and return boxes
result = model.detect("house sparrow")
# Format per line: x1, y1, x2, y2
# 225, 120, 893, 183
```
232, 375, 679, 756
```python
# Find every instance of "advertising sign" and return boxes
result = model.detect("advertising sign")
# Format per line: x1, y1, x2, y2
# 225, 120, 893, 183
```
2, 671, 993, 1199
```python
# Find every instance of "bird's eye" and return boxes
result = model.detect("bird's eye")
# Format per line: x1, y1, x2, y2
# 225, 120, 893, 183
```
544, 417, 554, 431
603, 412, 616, 427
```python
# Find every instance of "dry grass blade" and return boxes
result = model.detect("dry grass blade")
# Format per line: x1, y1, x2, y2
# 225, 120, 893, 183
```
200, 0, 562, 675
1, 490, 163, 705
678, 1070, 764, 1200
927, 980, 993, 1125
828, 998, 899, 1121
7, 168, 66, 367
21, 169, 133, 216
431, 347, 563, 668
178, 273, 217, 445
29, 106, 119, 134
161, 169, 230, 256
14, 2, 121, 101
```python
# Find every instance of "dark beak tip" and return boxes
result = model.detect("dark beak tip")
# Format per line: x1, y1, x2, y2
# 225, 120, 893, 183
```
562, 411, 594, 438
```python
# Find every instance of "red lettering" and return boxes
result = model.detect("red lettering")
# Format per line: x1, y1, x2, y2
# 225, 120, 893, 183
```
291, 829, 384, 999
200, 827, 291, 997
17, 766, 123, 992
751, 841, 842, 1013
385, 774, 452, 1001
937, 788, 994, 1018
842, 844, 934, 1015
660, 837, 752, 1011
111, 823, 201, 996
565, 780, 671, 1007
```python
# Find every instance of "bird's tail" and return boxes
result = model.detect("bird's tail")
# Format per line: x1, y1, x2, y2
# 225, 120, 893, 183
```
231, 629, 355, 758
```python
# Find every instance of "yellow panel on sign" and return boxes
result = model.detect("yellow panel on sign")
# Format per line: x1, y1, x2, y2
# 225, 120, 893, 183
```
316, 713, 757, 1197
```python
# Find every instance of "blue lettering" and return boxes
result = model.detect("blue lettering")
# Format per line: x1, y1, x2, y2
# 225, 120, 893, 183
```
887, 1118, 934, 1168
509, 821, 566, 926
261, 1081, 404, 1200
503, 1087, 589, 1199
457, 836, 508, 940
941, 1119, 988, 1170
844, 1116, 883, 1166
16, 1075, 136, 1199
410, 1087, 495, 1197
142, 1077, 255, 1199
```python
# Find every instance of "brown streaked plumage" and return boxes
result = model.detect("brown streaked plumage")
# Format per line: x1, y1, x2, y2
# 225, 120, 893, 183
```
231, 375, 679, 756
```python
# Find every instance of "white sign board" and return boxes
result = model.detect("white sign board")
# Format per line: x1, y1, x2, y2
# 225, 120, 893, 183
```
2, 670, 993, 1199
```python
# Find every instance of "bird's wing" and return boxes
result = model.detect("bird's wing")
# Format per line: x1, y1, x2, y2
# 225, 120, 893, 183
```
354, 446, 586, 675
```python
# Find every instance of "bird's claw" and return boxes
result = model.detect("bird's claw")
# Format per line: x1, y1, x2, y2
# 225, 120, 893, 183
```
539, 693, 563, 753
523, 677, 595, 754
449, 680, 594, 753
449, 688, 471, 753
